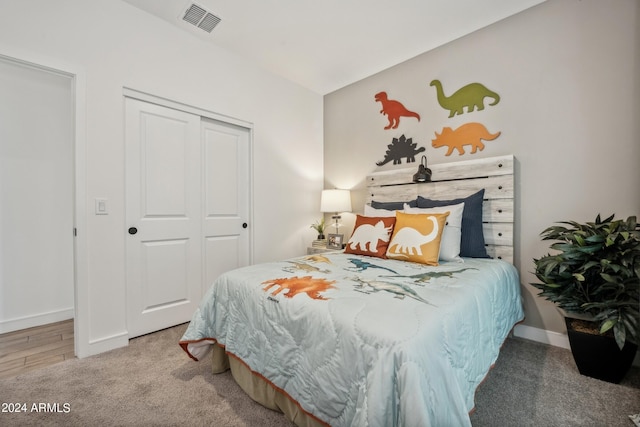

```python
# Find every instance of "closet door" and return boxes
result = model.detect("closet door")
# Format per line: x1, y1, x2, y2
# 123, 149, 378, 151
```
201, 118, 251, 294
125, 98, 202, 338
125, 97, 252, 337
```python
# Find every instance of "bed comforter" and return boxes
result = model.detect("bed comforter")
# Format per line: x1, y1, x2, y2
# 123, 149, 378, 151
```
179, 252, 524, 426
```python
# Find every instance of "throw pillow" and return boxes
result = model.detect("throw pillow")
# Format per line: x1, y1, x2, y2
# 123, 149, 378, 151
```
386, 211, 449, 266
371, 199, 417, 210
364, 204, 398, 217
345, 215, 396, 258
404, 202, 465, 262
417, 189, 489, 258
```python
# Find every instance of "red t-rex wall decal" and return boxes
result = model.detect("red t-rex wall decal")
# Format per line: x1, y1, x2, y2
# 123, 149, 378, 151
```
374, 92, 420, 130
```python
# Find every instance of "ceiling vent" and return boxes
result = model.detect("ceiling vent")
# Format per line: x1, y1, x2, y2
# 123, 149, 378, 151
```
182, 3, 221, 33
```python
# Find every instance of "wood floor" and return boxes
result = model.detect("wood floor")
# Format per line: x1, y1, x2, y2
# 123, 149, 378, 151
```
0, 319, 74, 380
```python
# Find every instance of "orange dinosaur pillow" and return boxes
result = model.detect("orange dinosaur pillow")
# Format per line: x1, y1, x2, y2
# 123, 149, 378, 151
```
386, 211, 449, 266
345, 215, 396, 258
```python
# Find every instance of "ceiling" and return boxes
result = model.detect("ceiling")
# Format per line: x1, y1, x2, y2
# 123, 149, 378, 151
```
122, 0, 545, 94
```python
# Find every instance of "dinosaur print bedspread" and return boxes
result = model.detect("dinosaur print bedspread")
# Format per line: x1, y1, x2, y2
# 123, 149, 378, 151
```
179, 253, 524, 427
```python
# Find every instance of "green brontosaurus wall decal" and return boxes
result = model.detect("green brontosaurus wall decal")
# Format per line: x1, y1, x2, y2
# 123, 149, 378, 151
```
430, 80, 500, 117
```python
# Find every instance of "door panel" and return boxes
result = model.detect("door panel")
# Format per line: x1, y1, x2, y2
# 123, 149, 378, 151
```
126, 98, 201, 338
202, 118, 251, 292
143, 113, 190, 216
205, 128, 238, 215
204, 236, 240, 293
142, 239, 189, 310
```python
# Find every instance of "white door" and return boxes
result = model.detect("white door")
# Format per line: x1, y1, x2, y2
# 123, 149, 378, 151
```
202, 118, 251, 293
125, 98, 252, 338
125, 99, 202, 338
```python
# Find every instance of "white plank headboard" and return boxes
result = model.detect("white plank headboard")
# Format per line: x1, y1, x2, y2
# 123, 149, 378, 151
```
366, 154, 515, 263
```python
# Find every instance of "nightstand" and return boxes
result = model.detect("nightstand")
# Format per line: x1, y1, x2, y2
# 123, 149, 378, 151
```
307, 246, 339, 255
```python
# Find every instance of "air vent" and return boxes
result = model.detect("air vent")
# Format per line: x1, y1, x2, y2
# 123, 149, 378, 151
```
182, 3, 221, 33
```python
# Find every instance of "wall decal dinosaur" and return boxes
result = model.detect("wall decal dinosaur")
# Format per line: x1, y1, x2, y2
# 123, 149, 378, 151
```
376, 134, 426, 166
374, 91, 420, 129
432, 123, 501, 156
429, 80, 500, 117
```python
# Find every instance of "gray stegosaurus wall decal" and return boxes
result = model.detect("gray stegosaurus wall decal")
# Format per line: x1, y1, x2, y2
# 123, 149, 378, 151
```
376, 134, 425, 166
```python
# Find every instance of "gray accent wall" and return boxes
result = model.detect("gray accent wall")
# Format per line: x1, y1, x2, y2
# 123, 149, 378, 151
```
324, 0, 640, 337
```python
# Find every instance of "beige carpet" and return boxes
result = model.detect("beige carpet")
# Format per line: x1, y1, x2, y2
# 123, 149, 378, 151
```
0, 322, 638, 426
0, 323, 293, 426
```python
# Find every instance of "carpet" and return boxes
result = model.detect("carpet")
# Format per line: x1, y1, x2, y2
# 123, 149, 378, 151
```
0, 323, 638, 426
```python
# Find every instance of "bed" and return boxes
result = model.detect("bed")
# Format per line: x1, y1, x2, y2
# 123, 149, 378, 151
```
179, 154, 524, 427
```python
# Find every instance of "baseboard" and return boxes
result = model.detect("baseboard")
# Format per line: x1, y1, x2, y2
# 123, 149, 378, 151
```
514, 324, 640, 367
513, 324, 571, 349
0, 308, 74, 334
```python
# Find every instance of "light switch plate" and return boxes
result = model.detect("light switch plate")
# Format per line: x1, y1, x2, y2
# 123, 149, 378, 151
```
95, 198, 108, 215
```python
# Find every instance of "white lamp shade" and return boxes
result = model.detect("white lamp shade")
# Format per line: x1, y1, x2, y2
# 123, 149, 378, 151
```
320, 189, 351, 213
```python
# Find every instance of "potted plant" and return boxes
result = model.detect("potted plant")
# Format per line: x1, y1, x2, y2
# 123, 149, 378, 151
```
310, 217, 326, 240
532, 214, 639, 383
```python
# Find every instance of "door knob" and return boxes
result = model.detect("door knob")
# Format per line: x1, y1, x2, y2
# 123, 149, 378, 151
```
242, 223, 248, 229
128, 227, 138, 235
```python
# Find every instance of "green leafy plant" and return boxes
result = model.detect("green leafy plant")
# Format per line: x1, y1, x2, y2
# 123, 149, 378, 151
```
310, 217, 326, 236
532, 214, 640, 349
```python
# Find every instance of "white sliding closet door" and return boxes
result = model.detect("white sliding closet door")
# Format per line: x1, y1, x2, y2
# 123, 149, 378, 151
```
201, 118, 251, 294
125, 97, 251, 338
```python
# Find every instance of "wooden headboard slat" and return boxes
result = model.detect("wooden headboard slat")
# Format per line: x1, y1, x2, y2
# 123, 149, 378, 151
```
367, 175, 513, 203
365, 154, 515, 263
366, 155, 513, 187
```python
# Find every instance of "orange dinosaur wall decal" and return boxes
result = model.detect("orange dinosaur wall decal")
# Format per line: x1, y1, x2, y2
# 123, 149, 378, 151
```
262, 276, 336, 300
431, 123, 501, 156
374, 91, 420, 129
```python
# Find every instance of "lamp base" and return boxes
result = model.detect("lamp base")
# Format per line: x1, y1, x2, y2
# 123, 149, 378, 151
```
331, 214, 341, 234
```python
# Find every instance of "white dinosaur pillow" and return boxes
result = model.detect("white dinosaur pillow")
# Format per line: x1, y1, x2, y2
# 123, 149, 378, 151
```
345, 215, 396, 258
404, 202, 465, 262
386, 211, 449, 266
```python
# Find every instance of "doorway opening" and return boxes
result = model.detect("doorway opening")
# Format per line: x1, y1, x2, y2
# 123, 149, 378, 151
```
0, 52, 85, 358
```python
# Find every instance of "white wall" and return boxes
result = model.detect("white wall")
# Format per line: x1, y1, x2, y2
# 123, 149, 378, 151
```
324, 0, 640, 338
0, 0, 324, 356
0, 59, 74, 332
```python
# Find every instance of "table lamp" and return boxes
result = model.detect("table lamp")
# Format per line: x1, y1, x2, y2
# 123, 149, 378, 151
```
320, 189, 352, 234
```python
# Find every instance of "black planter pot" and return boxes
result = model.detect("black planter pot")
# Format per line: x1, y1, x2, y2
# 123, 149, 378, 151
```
565, 317, 637, 383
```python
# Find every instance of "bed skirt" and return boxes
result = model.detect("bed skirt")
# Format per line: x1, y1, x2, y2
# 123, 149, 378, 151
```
211, 345, 327, 427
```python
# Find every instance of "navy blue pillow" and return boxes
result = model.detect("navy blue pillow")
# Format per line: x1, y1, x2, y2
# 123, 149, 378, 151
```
370, 199, 417, 210
417, 189, 489, 258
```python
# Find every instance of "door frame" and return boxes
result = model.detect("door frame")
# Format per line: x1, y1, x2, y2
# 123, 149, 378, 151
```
0, 48, 88, 357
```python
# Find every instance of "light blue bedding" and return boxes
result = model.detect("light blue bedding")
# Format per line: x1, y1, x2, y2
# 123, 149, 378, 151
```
180, 253, 524, 426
